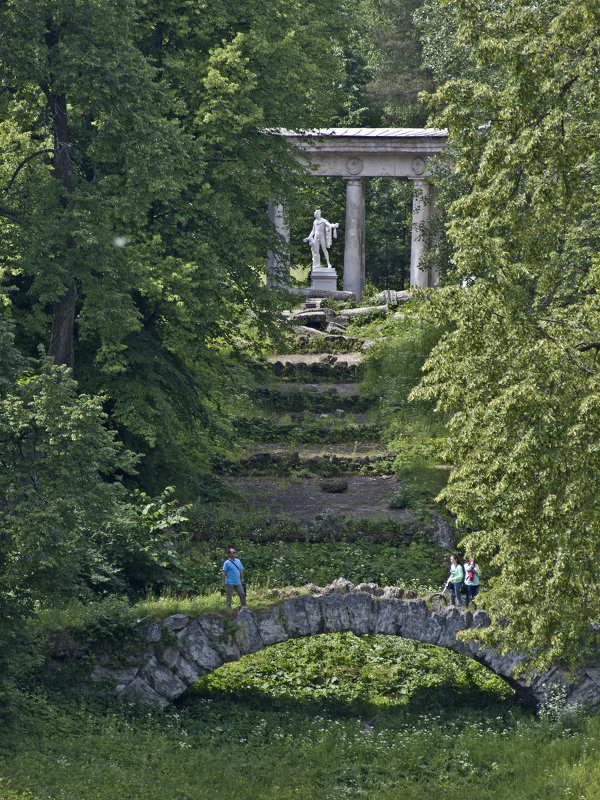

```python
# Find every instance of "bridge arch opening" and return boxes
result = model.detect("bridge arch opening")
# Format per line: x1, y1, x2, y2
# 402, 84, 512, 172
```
97, 591, 591, 712
179, 633, 517, 713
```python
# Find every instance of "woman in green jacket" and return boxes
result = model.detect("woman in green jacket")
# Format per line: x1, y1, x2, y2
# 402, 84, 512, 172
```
449, 554, 464, 607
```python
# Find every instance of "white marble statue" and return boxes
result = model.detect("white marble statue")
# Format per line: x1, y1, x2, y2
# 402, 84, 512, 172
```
303, 209, 339, 269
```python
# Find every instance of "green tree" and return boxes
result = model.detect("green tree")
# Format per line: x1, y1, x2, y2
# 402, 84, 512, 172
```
358, 0, 434, 126
0, 0, 353, 491
412, 0, 600, 669
0, 355, 139, 602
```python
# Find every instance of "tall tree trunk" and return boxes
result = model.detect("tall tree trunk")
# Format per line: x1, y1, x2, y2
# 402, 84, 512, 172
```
48, 278, 77, 369
45, 22, 77, 370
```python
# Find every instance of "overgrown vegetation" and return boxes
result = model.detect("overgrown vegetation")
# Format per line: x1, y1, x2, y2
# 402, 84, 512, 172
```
3, 681, 600, 799
193, 633, 513, 709
411, 0, 600, 670
2, 0, 600, 795
180, 538, 447, 593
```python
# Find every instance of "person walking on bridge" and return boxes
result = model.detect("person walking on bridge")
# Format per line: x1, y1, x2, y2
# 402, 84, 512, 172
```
449, 553, 464, 607
222, 547, 246, 609
463, 557, 480, 606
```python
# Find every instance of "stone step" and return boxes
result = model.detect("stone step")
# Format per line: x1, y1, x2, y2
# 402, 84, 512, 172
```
218, 444, 396, 475
244, 442, 391, 458
286, 287, 356, 302
250, 383, 371, 412
337, 304, 388, 319
303, 298, 324, 310
267, 352, 363, 366
241, 409, 372, 425
269, 382, 361, 395
285, 308, 334, 330
365, 289, 412, 307
289, 328, 365, 351
254, 355, 363, 382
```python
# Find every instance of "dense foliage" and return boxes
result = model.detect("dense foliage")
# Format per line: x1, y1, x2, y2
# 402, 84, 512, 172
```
4, 2, 600, 787
0, 0, 359, 705
412, 0, 600, 668
0, 0, 354, 490
195, 632, 511, 707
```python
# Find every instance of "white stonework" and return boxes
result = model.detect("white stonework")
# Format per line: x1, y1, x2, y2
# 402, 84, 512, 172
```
271, 129, 449, 298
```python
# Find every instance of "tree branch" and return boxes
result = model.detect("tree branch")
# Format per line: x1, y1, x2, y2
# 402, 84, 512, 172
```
576, 342, 600, 353
2, 149, 53, 195
0, 207, 25, 225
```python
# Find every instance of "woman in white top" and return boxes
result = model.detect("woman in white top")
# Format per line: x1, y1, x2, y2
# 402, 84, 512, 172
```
463, 557, 480, 606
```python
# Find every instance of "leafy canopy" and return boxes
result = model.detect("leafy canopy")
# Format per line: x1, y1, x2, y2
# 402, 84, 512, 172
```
0, 0, 354, 491
413, 0, 600, 669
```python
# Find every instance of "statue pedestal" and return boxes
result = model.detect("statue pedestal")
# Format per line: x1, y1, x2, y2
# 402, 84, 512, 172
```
310, 267, 338, 293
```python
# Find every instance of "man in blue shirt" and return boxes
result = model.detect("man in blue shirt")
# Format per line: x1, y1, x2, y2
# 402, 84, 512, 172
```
221, 547, 246, 609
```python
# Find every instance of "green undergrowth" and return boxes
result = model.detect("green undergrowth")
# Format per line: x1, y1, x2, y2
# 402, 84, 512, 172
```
235, 417, 382, 443
285, 335, 363, 354
191, 633, 514, 712
186, 499, 444, 544
388, 465, 451, 518
250, 386, 370, 413
215, 455, 399, 478
3, 684, 600, 799
181, 538, 448, 593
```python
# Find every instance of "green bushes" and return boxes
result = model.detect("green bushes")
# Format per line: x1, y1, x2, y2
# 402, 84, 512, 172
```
360, 311, 449, 472
250, 387, 370, 413
181, 538, 447, 593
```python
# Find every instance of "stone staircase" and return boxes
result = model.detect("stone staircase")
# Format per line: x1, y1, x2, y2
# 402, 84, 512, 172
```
231, 296, 392, 475
216, 293, 447, 534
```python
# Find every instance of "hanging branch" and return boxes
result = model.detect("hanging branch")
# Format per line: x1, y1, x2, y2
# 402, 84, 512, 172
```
0, 207, 24, 225
2, 149, 53, 195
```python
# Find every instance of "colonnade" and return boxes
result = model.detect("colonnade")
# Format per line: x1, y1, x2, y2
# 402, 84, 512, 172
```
267, 128, 447, 298
267, 175, 438, 297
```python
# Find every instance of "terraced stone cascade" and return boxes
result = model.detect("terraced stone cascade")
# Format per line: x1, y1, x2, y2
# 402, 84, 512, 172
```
85, 580, 600, 713
228, 295, 403, 487
212, 292, 453, 540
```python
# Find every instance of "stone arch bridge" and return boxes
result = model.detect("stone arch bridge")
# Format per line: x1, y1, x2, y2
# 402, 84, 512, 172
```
87, 580, 600, 712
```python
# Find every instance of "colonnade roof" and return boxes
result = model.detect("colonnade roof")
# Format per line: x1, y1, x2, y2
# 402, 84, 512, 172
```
275, 127, 448, 179
276, 127, 448, 138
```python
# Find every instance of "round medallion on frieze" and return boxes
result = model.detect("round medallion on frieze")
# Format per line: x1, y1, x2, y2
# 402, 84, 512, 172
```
411, 157, 426, 176
346, 157, 364, 175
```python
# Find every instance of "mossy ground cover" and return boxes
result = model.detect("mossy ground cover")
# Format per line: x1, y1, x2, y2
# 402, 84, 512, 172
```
180, 538, 448, 593
236, 415, 382, 444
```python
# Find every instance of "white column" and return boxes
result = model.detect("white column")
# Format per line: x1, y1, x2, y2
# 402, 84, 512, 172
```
266, 199, 290, 287
343, 178, 366, 298
409, 179, 432, 288
427, 185, 441, 287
